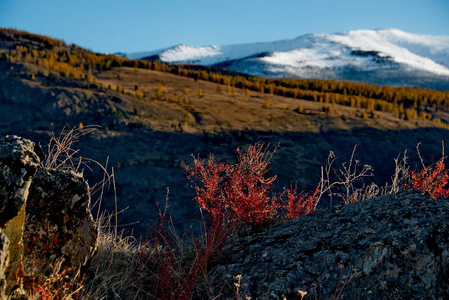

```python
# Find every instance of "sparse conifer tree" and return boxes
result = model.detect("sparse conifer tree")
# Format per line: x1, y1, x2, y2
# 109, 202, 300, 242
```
156, 84, 164, 98
294, 105, 304, 114
263, 98, 271, 109
227, 84, 233, 94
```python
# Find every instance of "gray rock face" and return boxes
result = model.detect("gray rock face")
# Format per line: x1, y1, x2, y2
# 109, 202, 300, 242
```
212, 191, 449, 300
0, 136, 98, 299
0, 136, 44, 228
21, 168, 98, 292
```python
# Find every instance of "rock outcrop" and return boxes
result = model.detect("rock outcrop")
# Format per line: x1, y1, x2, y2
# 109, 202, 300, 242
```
0, 136, 44, 228
21, 168, 98, 294
0, 136, 98, 299
213, 191, 449, 299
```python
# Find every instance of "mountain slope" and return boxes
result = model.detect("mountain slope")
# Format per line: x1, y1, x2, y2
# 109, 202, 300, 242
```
127, 29, 449, 90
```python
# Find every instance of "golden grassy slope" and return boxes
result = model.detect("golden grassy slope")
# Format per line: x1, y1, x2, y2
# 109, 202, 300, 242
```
94, 67, 448, 134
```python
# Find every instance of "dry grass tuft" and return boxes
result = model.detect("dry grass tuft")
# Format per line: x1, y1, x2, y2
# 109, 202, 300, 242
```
44, 125, 99, 172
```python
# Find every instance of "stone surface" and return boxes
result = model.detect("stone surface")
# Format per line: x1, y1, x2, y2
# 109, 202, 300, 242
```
0, 234, 9, 300
0, 136, 98, 299
21, 168, 98, 293
0, 135, 44, 229
212, 191, 449, 300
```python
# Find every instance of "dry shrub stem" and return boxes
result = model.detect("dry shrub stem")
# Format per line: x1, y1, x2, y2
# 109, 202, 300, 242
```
315, 145, 375, 208
332, 265, 358, 300
380, 150, 409, 195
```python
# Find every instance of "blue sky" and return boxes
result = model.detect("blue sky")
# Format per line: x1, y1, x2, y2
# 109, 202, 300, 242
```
0, 0, 448, 54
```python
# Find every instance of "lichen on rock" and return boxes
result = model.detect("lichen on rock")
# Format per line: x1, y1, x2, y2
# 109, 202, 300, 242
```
213, 191, 449, 299
0, 135, 44, 229
22, 168, 98, 292
0, 135, 98, 299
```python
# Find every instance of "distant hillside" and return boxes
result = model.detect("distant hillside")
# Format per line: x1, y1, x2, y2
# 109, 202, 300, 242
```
125, 29, 449, 90
2, 28, 449, 236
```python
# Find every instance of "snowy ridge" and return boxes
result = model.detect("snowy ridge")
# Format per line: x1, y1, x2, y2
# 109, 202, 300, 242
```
159, 44, 221, 63
126, 29, 449, 89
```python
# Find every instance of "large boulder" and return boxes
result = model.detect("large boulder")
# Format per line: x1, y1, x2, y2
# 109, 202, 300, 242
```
212, 191, 449, 299
21, 168, 98, 293
0, 136, 98, 299
0, 135, 43, 299
0, 136, 44, 228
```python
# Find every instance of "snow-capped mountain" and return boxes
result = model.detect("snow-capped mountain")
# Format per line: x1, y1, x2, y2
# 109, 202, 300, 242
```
125, 29, 449, 90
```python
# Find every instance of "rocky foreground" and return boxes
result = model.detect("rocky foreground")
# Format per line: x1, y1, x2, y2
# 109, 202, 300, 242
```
0, 135, 448, 299
213, 191, 449, 299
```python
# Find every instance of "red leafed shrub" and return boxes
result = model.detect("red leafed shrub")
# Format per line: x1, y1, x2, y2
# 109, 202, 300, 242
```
407, 158, 449, 199
280, 186, 320, 220
185, 143, 319, 229
137, 200, 232, 300
133, 143, 319, 300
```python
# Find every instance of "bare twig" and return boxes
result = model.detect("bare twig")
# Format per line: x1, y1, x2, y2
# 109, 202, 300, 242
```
380, 150, 409, 196
332, 265, 358, 300
315, 145, 375, 207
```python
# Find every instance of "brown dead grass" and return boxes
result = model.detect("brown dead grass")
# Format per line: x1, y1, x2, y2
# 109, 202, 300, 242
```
93, 67, 448, 135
